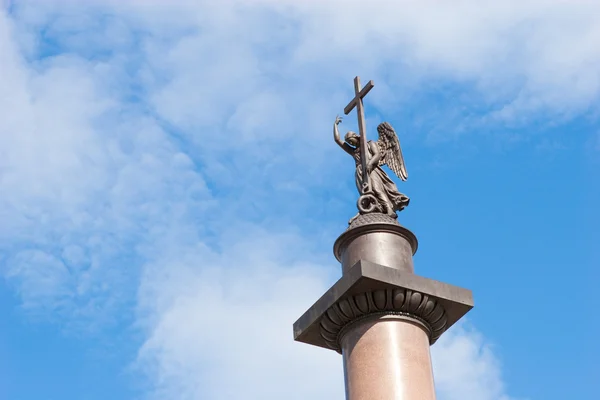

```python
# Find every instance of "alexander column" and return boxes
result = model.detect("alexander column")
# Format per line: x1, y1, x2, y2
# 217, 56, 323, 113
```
293, 77, 474, 400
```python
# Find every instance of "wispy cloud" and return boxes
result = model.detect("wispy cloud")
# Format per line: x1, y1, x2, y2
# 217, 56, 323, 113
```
134, 229, 342, 400
3, 0, 597, 398
0, 6, 213, 327
134, 228, 517, 400
433, 324, 518, 400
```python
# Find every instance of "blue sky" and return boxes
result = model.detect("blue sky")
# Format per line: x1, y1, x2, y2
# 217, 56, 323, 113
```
0, 1, 599, 399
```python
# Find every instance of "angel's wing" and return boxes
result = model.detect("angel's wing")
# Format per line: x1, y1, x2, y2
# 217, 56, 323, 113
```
376, 122, 408, 181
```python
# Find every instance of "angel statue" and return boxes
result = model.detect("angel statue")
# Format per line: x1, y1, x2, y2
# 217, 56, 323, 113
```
333, 115, 410, 224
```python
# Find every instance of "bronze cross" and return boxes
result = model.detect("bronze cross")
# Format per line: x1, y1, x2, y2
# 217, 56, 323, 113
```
344, 76, 374, 191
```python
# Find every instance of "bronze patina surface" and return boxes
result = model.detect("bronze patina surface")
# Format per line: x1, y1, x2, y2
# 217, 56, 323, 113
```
334, 77, 410, 225
292, 76, 474, 400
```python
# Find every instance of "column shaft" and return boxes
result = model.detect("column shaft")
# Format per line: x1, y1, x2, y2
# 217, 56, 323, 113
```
341, 315, 436, 400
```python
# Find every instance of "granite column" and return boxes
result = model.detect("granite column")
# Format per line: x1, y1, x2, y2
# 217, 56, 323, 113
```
293, 214, 474, 399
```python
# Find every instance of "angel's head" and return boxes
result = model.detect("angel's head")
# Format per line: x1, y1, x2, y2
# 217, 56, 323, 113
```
344, 131, 360, 147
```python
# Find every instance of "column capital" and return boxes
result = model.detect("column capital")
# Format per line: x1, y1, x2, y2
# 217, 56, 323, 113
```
293, 260, 473, 353
320, 288, 448, 353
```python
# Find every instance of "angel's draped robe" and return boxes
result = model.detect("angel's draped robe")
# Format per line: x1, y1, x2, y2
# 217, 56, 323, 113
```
352, 141, 410, 216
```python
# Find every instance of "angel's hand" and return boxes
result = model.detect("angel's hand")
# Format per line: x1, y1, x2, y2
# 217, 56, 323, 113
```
335, 115, 343, 125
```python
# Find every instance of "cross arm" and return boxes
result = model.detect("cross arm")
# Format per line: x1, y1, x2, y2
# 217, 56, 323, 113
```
344, 80, 374, 115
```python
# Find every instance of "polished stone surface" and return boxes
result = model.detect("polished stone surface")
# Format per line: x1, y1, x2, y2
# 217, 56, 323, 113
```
293, 214, 473, 400
342, 315, 436, 400
334, 218, 417, 274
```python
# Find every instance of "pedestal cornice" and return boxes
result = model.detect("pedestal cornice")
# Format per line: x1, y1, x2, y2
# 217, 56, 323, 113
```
293, 260, 474, 353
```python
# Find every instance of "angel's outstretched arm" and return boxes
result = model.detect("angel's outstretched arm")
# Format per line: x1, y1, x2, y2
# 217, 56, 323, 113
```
334, 116, 354, 155
367, 141, 382, 172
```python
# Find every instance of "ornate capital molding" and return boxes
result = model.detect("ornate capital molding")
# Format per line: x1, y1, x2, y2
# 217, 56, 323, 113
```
347, 212, 400, 229
319, 288, 448, 353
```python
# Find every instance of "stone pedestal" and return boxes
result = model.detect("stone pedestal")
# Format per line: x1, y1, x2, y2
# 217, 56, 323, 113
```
293, 214, 474, 400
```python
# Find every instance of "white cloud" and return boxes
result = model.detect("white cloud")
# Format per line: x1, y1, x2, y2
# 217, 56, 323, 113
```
433, 325, 516, 400
5, 249, 72, 311
0, 6, 213, 326
118, 0, 600, 125
135, 234, 343, 400
5, 0, 598, 398
135, 229, 517, 400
